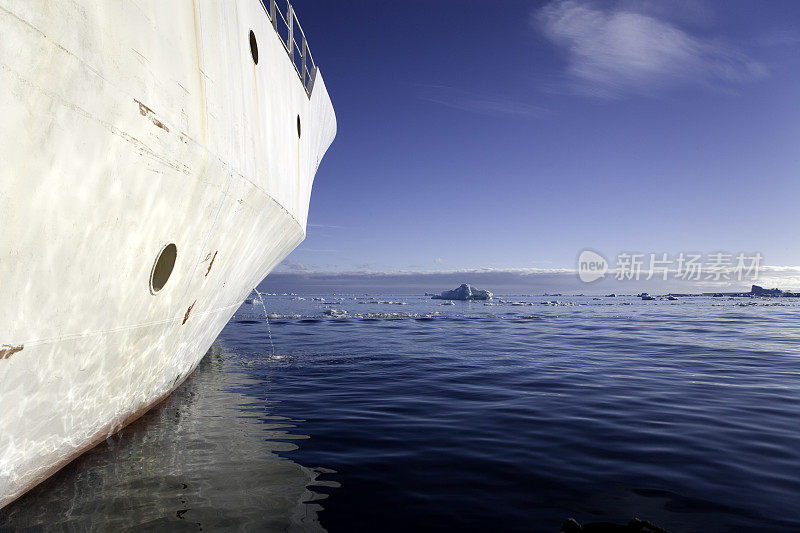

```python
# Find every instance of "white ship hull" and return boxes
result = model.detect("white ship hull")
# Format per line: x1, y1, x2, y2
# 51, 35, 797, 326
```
0, 0, 336, 509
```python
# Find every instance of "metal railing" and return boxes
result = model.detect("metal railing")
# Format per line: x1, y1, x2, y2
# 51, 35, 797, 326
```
261, 0, 317, 97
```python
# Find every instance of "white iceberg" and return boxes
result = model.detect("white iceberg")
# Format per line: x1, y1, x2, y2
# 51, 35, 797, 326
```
431, 283, 493, 301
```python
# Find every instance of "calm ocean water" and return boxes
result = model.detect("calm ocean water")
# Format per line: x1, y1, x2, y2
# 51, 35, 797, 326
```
3, 294, 800, 532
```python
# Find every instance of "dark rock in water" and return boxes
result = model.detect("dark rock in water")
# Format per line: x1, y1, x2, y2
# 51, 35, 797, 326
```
751, 284, 784, 297
431, 283, 492, 301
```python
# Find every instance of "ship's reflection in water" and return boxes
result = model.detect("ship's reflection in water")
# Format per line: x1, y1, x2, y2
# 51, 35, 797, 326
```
0, 345, 329, 531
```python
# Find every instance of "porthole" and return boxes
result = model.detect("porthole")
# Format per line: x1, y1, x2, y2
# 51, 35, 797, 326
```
297, 115, 301, 139
249, 30, 258, 65
150, 243, 177, 294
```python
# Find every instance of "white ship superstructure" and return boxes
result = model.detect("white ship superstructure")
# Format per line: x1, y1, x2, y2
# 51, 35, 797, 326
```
0, 0, 335, 508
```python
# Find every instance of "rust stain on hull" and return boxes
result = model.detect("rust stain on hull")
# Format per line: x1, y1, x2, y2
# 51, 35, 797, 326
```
182, 300, 197, 325
205, 250, 217, 277
0, 344, 23, 359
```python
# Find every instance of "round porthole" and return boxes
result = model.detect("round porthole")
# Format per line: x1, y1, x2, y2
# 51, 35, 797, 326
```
249, 30, 258, 65
297, 115, 301, 139
150, 243, 177, 294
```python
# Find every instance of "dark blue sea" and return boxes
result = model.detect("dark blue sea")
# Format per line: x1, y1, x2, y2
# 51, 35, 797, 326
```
3, 294, 800, 532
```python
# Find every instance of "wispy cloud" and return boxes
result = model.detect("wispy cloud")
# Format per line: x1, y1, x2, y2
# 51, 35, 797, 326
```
278, 267, 575, 276
278, 260, 309, 272
264, 265, 800, 293
535, 0, 767, 98
418, 85, 549, 118
754, 266, 800, 289
271, 264, 800, 279
756, 29, 800, 48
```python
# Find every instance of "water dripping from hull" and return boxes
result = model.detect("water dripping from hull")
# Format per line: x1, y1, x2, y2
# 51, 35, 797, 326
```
253, 288, 276, 357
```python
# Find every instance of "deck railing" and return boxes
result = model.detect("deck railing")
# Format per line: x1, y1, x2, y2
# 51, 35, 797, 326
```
261, 0, 317, 97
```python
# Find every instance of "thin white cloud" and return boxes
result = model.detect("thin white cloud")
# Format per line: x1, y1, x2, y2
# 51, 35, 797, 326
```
418, 85, 549, 118
536, 0, 767, 98
756, 29, 800, 47
275, 266, 576, 276
278, 260, 309, 272
269, 265, 800, 278
266, 265, 800, 293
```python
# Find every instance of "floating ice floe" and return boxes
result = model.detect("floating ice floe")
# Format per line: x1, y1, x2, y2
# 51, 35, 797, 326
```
353, 312, 439, 319
324, 309, 348, 317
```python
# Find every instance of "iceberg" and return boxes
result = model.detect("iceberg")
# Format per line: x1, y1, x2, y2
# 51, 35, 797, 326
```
431, 283, 493, 301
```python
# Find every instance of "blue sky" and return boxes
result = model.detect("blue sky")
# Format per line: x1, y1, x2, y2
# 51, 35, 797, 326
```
275, 0, 800, 285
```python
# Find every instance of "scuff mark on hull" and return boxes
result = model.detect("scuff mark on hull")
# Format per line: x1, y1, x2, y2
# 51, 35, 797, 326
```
134, 98, 170, 132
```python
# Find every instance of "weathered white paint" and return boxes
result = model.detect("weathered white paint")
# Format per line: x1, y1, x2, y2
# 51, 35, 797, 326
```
0, 0, 336, 508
